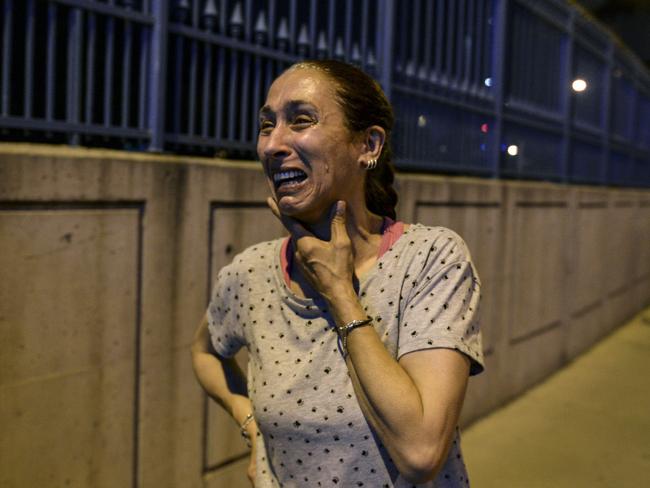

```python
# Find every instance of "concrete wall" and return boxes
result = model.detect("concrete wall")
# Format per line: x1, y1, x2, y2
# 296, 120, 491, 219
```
1, 144, 649, 488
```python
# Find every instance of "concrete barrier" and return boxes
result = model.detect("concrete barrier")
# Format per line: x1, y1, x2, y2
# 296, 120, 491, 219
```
1, 144, 648, 487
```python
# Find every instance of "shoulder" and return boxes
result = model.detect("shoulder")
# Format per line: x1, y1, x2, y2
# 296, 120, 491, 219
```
401, 224, 474, 264
214, 237, 284, 291
382, 224, 481, 292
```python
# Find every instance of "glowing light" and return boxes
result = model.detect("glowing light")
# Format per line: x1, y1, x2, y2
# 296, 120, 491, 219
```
484, 77, 492, 87
507, 145, 518, 156
480, 123, 489, 133
417, 115, 427, 128
572, 79, 587, 92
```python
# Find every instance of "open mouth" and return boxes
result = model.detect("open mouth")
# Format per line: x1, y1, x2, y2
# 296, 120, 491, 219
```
273, 169, 308, 190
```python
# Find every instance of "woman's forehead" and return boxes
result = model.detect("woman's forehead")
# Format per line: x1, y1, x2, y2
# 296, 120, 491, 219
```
264, 68, 337, 108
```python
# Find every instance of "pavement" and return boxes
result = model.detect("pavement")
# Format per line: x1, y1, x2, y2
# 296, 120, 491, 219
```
462, 305, 650, 487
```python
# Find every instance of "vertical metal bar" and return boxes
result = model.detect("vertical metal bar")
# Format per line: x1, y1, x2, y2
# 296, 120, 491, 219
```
446, 0, 456, 87
67, 7, 82, 143
628, 84, 639, 185
268, 0, 276, 45
172, 35, 184, 134
411, 0, 420, 71
397, 0, 408, 75
463, 0, 475, 92
138, 24, 149, 130
219, 0, 227, 33
214, 46, 225, 140
46, 2, 56, 121
265, 57, 273, 98
377, 0, 394, 99
600, 42, 613, 184
455, 0, 465, 89
104, 16, 115, 126
85, 12, 96, 124
24, 0, 35, 117
192, 0, 199, 28
245, 0, 252, 41
433, 0, 444, 83
2, 0, 13, 115
328, 0, 335, 56
344, 0, 353, 58
559, 10, 575, 183
227, 50, 239, 141
422, 0, 433, 77
489, 0, 508, 178
474, 0, 485, 94
147, 0, 168, 151
309, 0, 317, 48
289, 0, 296, 52
240, 53, 250, 141
512, 8, 522, 102
251, 52, 261, 142
361, 0, 369, 69
201, 43, 212, 137
527, 12, 537, 108
122, 19, 134, 128
187, 39, 198, 136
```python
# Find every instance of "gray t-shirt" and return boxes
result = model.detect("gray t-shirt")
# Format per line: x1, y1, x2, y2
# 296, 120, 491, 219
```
207, 224, 484, 487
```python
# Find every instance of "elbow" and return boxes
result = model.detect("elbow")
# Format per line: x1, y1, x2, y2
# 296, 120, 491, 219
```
398, 443, 446, 484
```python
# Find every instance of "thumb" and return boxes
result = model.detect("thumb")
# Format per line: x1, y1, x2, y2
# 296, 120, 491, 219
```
330, 200, 348, 241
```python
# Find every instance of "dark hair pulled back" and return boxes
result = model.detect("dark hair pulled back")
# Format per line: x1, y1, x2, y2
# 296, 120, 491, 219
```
289, 59, 398, 220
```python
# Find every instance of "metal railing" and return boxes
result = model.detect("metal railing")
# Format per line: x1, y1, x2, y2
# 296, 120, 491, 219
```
1, 0, 649, 187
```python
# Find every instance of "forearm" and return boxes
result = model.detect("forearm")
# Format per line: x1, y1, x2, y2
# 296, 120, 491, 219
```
329, 294, 440, 479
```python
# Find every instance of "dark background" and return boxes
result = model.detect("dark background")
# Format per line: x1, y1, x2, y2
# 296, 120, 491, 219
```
575, 0, 650, 67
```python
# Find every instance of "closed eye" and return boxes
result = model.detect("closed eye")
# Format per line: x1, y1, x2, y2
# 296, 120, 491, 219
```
259, 119, 274, 134
291, 115, 316, 129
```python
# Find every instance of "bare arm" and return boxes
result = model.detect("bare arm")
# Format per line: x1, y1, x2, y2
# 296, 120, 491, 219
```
190, 316, 259, 484
269, 199, 471, 484
328, 292, 470, 483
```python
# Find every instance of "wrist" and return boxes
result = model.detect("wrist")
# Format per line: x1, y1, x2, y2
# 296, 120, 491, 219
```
239, 412, 256, 447
336, 317, 374, 355
324, 286, 364, 321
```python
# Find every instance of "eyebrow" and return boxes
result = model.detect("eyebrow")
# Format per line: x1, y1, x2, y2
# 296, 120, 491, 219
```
258, 100, 317, 118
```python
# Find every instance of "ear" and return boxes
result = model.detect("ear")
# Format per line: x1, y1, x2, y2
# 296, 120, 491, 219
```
358, 125, 386, 168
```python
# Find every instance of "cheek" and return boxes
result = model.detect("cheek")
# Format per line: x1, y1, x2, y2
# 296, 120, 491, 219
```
256, 138, 265, 160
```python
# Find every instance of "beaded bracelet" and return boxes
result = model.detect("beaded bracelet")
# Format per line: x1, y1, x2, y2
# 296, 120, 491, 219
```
240, 412, 255, 447
336, 317, 373, 354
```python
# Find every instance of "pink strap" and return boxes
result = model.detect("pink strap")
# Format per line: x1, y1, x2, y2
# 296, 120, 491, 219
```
280, 218, 405, 287
280, 237, 293, 286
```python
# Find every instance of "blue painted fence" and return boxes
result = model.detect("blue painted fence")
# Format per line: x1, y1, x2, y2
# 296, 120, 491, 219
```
0, 0, 648, 187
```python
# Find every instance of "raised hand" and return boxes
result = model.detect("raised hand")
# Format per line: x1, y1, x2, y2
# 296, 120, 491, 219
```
267, 197, 356, 305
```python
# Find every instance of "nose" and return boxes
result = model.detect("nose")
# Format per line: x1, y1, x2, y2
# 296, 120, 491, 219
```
260, 123, 291, 162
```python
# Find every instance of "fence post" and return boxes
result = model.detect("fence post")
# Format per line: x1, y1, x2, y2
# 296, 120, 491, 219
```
490, 0, 509, 178
67, 7, 82, 145
601, 41, 613, 185
147, 0, 169, 152
377, 0, 394, 100
559, 10, 575, 184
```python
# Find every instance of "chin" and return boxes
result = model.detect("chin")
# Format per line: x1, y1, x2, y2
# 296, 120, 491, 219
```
277, 197, 327, 224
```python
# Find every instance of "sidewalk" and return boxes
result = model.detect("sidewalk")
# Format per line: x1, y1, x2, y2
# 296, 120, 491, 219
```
463, 305, 650, 487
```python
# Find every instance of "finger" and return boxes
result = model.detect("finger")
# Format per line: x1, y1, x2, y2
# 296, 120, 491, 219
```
330, 200, 349, 243
266, 196, 311, 240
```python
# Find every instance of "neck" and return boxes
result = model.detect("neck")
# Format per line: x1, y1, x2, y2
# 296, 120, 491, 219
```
299, 205, 384, 269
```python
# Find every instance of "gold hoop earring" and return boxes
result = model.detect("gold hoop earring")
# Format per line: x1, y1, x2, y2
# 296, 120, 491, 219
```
365, 158, 377, 170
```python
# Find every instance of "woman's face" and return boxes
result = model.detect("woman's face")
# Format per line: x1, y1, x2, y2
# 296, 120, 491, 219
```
256, 67, 365, 223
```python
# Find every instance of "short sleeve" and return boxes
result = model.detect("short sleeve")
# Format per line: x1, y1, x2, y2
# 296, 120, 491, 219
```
206, 266, 246, 358
397, 230, 484, 375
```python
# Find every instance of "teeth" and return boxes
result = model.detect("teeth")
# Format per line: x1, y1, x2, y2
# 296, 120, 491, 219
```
273, 170, 305, 183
